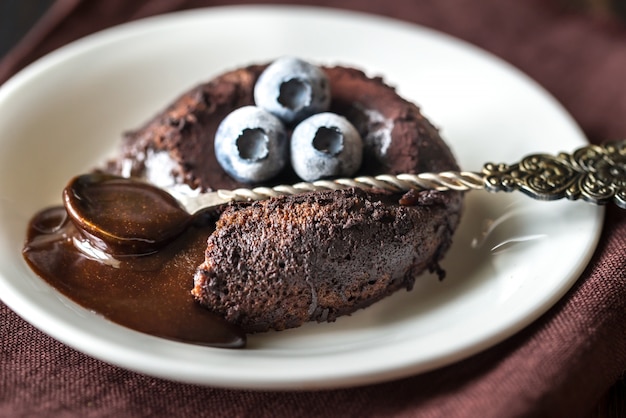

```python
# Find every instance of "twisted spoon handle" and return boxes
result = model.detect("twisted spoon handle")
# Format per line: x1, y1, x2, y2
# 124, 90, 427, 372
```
215, 140, 626, 209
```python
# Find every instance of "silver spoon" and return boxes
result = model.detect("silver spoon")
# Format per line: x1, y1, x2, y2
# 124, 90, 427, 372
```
185, 140, 626, 211
63, 140, 626, 254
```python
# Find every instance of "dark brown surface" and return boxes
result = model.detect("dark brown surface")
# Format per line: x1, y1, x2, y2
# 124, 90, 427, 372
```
1, 1, 626, 417
193, 188, 460, 333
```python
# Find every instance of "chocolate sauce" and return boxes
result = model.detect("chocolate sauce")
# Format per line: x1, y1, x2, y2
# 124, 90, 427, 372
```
22, 179, 246, 348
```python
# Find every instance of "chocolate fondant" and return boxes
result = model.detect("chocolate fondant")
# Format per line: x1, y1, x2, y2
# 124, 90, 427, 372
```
104, 63, 463, 333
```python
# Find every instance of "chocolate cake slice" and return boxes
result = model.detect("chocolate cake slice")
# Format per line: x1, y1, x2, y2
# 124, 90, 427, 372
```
192, 188, 459, 333
104, 61, 464, 333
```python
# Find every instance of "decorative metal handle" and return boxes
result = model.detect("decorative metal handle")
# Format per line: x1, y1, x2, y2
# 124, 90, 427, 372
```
214, 140, 625, 209
482, 140, 625, 208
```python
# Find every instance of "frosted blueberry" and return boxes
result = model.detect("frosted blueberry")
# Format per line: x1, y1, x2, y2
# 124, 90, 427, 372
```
215, 106, 288, 183
290, 112, 363, 182
254, 57, 331, 125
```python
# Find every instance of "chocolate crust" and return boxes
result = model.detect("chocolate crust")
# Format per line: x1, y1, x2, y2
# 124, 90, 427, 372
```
107, 65, 265, 191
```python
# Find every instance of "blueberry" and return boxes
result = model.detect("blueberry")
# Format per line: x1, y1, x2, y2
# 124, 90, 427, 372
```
254, 57, 331, 125
290, 113, 363, 182
214, 106, 288, 183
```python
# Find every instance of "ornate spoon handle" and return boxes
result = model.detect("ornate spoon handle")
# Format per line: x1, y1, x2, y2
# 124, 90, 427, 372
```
481, 140, 625, 208
197, 140, 625, 210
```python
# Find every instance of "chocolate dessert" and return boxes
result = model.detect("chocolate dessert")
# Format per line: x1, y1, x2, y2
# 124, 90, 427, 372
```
104, 61, 463, 333
24, 59, 462, 344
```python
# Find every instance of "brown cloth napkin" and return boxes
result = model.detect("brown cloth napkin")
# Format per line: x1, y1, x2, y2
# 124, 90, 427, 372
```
2, 1, 625, 417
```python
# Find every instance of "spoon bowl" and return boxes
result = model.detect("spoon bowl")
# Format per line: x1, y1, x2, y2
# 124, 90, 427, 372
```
63, 173, 193, 255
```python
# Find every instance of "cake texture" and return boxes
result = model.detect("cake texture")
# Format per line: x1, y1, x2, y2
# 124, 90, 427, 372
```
105, 62, 464, 333
192, 188, 458, 333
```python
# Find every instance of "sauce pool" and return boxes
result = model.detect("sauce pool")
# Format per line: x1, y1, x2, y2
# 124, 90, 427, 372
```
22, 203, 246, 348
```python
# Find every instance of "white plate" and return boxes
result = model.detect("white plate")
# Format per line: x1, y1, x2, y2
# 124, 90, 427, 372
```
0, 6, 603, 389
